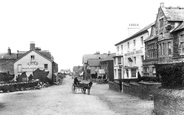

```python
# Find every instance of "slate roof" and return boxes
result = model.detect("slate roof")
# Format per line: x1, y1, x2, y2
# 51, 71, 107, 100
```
163, 6, 184, 21
0, 53, 17, 59
14, 49, 53, 63
144, 35, 158, 42
115, 22, 154, 46
101, 53, 116, 61
172, 21, 184, 32
82, 54, 108, 64
88, 59, 101, 67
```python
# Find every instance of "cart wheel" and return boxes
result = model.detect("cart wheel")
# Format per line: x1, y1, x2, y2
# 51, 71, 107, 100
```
71, 84, 76, 93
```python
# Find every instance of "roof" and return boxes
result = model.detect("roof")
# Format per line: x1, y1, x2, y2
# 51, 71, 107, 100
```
162, 6, 184, 21
0, 53, 17, 59
115, 22, 154, 46
171, 21, 184, 32
88, 59, 101, 67
101, 53, 116, 61
0, 59, 15, 74
144, 35, 158, 42
14, 49, 53, 63
82, 54, 108, 64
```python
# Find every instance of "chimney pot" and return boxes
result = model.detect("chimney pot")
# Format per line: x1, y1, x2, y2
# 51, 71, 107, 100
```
30, 41, 35, 50
8, 47, 11, 55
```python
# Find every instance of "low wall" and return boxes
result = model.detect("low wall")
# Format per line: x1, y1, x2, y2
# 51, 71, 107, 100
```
154, 89, 184, 115
109, 81, 121, 92
123, 82, 161, 100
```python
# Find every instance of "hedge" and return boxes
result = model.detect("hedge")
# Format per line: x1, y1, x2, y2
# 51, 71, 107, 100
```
156, 63, 184, 89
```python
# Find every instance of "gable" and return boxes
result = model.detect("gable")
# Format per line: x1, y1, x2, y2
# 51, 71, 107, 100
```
14, 50, 52, 65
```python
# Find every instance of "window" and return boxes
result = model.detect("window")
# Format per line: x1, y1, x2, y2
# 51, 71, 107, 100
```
159, 18, 164, 28
133, 40, 136, 46
121, 45, 123, 53
152, 67, 156, 76
117, 46, 119, 52
168, 42, 172, 55
134, 57, 136, 65
141, 37, 143, 45
160, 43, 162, 56
128, 42, 130, 49
126, 69, 129, 78
141, 55, 144, 62
44, 64, 48, 70
163, 43, 165, 55
18, 64, 22, 72
31, 55, 35, 60
131, 69, 136, 77
118, 57, 121, 64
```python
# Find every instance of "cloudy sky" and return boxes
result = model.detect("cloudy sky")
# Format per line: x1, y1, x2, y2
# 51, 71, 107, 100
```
0, 0, 183, 70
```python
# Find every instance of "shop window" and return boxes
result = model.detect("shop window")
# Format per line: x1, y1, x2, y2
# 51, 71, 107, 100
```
131, 69, 136, 77
126, 69, 129, 78
44, 64, 48, 70
31, 55, 35, 60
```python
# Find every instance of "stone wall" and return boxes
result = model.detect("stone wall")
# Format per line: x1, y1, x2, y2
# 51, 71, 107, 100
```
123, 82, 161, 100
154, 89, 184, 115
109, 81, 121, 92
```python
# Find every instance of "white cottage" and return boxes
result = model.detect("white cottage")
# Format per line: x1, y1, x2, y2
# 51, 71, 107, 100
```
14, 43, 58, 82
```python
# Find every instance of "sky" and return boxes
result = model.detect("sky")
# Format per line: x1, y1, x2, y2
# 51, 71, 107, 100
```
0, 0, 183, 71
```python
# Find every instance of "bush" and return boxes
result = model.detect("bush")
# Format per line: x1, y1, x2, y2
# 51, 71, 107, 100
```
138, 76, 160, 82
156, 63, 184, 89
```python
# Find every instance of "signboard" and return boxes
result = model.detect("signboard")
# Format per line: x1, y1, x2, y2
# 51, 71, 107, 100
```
125, 49, 143, 56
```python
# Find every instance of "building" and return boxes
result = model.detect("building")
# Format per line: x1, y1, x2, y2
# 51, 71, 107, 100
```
100, 53, 115, 81
155, 3, 184, 64
82, 52, 108, 80
114, 23, 153, 80
0, 47, 17, 74
14, 42, 58, 82
143, 23, 158, 77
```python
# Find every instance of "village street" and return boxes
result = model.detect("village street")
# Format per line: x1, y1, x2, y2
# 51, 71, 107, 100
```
0, 75, 154, 115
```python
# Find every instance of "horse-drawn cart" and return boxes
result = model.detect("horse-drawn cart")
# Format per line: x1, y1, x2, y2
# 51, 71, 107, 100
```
71, 81, 93, 95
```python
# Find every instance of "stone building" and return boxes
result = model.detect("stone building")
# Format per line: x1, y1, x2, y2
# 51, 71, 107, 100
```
82, 52, 108, 80
156, 3, 184, 64
100, 53, 115, 82
143, 23, 158, 77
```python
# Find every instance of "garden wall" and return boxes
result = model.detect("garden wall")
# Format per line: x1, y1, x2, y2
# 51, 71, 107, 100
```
123, 82, 161, 100
154, 89, 184, 115
109, 81, 121, 92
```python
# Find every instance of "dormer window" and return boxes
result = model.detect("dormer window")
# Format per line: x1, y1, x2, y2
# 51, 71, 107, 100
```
159, 18, 164, 28
31, 55, 35, 60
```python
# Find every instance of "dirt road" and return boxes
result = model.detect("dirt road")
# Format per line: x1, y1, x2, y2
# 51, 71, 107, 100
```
0, 76, 117, 115
0, 76, 154, 115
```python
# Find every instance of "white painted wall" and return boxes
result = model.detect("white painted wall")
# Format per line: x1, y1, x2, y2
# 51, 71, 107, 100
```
115, 31, 149, 79
14, 51, 52, 80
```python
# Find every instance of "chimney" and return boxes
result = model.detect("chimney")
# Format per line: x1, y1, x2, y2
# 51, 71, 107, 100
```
30, 41, 35, 50
160, 2, 164, 7
108, 51, 111, 55
8, 47, 11, 55
128, 23, 140, 37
